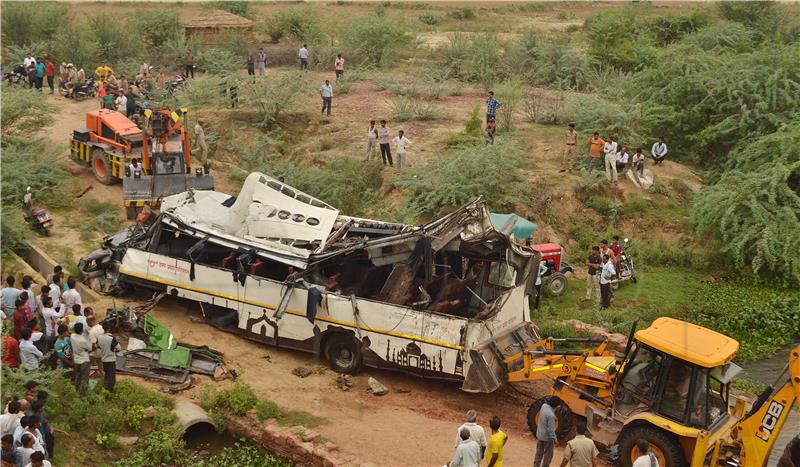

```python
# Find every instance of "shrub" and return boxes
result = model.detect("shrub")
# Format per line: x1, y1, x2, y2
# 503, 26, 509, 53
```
197, 48, 241, 75
197, 441, 291, 467
217, 29, 249, 58
623, 193, 648, 216
585, 10, 656, 72
389, 96, 444, 121
681, 22, 758, 53
114, 427, 187, 467
647, 11, 709, 46
264, 8, 323, 45
585, 196, 622, 221
522, 89, 567, 124
203, 383, 258, 416
448, 7, 475, 20
0, 141, 69, 209
396, 142, 531, 215
68, 200, 122, 240
49, 22, 100, 71
0, 2, 68, 47
243, 72, 305, 128
444, 104, 483, 146
255, 400, 280, 421
493, 78, 523, 132
419, 14, 442, 26
343, 16, 413, 67
89, 14, 141, 64
1, 88, 56, 141
133, 10, 181, 48
2, 41, 48, 66
208, 1, 251, 18
437, 33, 509, 88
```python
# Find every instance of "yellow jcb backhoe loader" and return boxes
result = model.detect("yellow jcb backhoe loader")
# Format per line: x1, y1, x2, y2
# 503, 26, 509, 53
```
504, 317, 799, 466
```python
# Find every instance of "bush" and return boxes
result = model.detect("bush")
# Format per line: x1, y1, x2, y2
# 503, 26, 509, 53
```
419, 14, 442, 26
68, 200, 122, 240
647, 11, 709, 46
133, 10, 181, 48
114, 427, 186, 467
343, 16, 413, 67
623, 193, 648, 216
264, 8, 323, 45
522, 89, 568, 124
0, 2, 68, 47
208, 1, 251, 18
243, 72, 305, 128
681, 22, 758, 53
585, 10, 656, 72
197, 441, 291, 467
1, 88, 56, 141
437, 33, 509, 88
49, 22, 100, 71
255, 400, 280, 421
202, 383, 258, 416
396, 142, 530, 215
448, 7, 475, 20
197, 48, 241, 75
89, 14, 141, 64
217, 29, 249, 58
493, 78, 523, 132
389, 96, 444, 121
585, 196, 622, 221
0, 141, 69, 209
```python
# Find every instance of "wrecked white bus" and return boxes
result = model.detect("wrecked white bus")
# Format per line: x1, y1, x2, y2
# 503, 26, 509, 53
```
81, 173, 541, 392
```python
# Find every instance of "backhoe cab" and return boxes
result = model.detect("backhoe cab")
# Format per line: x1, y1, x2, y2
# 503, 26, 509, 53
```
70, 108, 213, 219
511, 317, 800, 466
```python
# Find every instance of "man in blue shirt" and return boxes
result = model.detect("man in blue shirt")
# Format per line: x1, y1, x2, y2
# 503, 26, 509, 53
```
34, 60, 45, 91
534, 397, 562, 467
486, 91, 502, 124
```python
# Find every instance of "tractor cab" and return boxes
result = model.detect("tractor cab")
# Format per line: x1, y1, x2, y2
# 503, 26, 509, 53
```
611, 317, 742, 464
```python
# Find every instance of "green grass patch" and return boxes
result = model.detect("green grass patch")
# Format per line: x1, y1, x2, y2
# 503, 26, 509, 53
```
67, 200, 123, 240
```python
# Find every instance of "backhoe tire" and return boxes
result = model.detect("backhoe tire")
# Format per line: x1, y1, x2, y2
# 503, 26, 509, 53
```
617, 425, 686, 467
545, 272, 568, 297
91, 148, 114, 185
324, 333, 363, 374
527, 397, 574, 441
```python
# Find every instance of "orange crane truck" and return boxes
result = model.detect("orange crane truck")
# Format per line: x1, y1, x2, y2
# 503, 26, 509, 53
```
70, 108, 213, 219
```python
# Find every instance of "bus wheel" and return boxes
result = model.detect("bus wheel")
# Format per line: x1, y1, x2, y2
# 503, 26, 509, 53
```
527, 397, 574, 441
325, 334, 363, 374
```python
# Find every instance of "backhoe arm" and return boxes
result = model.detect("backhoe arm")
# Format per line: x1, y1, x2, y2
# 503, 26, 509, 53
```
734, 346, 800, 466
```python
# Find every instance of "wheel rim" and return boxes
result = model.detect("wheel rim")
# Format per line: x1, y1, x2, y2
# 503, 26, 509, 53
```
335, 347, 353, 368
630, 445, 667, 466
534, 410, 560, 432
550, 278, 566, 294
94, 155, 107, 178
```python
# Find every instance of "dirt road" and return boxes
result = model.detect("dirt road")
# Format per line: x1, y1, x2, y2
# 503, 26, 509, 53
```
148, 296, 560, 466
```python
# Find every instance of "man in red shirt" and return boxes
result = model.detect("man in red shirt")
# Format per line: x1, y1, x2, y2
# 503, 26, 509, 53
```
44, 58, 55, 94
12, 300, 29, 340
2, 333, 20, 368
610, 235, 622, 258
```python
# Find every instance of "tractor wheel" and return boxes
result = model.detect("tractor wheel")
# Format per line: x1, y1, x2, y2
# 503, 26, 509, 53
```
545, 272, 568, 297
617, 425, 686, 467
324, 333, 363, 374
91, 148, 114, 185
527, 397, 574, 441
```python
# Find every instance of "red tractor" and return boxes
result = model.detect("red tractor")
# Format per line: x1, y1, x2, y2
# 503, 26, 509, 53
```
532, 243, 573, 296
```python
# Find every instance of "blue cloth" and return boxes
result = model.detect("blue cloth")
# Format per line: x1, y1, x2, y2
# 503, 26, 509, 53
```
306, 287, 321, 324
486, 97, 502, 115
35, 63, 45, 78
489, 213, 537, 239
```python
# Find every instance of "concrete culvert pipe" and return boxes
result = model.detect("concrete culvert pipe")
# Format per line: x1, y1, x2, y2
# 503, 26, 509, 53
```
174, 400, 216, 434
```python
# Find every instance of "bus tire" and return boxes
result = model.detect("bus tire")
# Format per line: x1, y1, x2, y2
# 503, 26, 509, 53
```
324, 333, 363, 374
527, 397, 574, 441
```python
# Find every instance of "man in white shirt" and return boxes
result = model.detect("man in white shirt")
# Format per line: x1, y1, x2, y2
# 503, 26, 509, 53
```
194, 121, 208, 164
87, 315, 105, 377
366, 120, 378, 161
603, 136, 619, 182
41, 297, 64, 344
114, 92, 127, 115
449, 427, 481, 467
19, 328, 43, 371
632, 439, 659, 467
97, 322, 122, 391
651, 137, 668, 165
1, 275, 20, 318
616, 146, 629, 174
26, 450, 52, 467
62, 277, 81, 312
46, 275, 61, 306
319, 80, 333, 116
392, 130, 412, 169
299, 44, 308, 71
454, 410, 487, 456
599, 254, 616, 310
70, 323, 93, 395
21, 277, 36, 316
23, 54, 36, 69
0, 401, 23, 437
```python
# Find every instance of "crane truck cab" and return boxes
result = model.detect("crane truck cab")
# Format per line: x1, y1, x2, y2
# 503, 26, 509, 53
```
70, 108, 213, 219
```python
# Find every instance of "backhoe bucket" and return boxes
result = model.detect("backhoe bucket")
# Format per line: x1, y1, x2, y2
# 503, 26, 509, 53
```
461, 322, 541, 393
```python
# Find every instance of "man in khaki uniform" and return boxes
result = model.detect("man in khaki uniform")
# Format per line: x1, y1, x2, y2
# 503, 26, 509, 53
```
561, 122, 578, 172
560, 421, 598, 467
194, 121, 208, 164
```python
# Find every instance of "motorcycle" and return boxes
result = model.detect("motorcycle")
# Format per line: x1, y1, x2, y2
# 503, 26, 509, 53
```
4, 65, 26, 86
614, 238, 637, 286
59, 77, 96, 100
166, 74, 186, 96
22, 188, 53, 236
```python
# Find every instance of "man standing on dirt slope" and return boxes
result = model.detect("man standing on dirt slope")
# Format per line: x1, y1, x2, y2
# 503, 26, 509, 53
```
44, 59, 55, 94
184, 50, 195, 79
584, 246, 602, 309
299, 44, 309, 71
560, 122, 578, 173
379, 120, 393, 166
246, 55, 255, 81
1, 276, 20, 318
587, 132, 605, 169
257, 48, 267, 77
320, 79, 333, 116
603, 136, 619, 182
334, 54, 345, 81
485, 416, 507, 467
534, 397, 562, 467
454, 410, 487, 457
449, 427, 481, 467
485, 91, 502, 124
366, 120, 378, 160
70, 323, 92, 395
600, 254, 616, 310
34, 60, 45, 91
392, 130, 412, 169
194, 121, 208, 164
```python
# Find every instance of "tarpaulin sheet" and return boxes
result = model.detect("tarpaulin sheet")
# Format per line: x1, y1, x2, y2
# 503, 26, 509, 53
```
489, 213, 537, 240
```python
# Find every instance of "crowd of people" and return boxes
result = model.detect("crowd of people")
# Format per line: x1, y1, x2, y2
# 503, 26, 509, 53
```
585, 236, 626, 311
443, 404, 661, 467
1, 266, 124, 465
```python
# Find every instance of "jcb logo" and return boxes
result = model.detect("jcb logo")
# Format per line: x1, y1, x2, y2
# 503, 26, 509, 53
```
756, 401, 785, 441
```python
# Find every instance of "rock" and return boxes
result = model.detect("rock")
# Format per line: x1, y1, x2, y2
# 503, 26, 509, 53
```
301, 430, 321, 443
336, 374, 353, 391
143, 406, 156, 418
367, 377, 388, 396
118, 436, 139, 446
292, 366, 312, 378
395, 387, 411, 394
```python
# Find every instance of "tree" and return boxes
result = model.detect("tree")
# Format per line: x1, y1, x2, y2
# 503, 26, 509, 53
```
343, 16, 413, 67
243, 72, 305, 128
1, 87, 56, 141
133, 10, 181, 48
